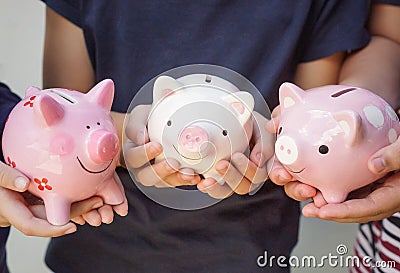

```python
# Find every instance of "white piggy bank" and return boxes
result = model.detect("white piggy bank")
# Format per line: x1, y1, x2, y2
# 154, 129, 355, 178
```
147, 74, 255, 183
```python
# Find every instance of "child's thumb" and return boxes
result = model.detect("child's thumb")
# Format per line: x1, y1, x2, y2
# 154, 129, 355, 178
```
0, 162, 30, 192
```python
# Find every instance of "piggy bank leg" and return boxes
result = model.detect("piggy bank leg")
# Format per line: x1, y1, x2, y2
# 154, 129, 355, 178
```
320, 190, 348, 204
43, 195, 71, 226
97, 178, 124, 205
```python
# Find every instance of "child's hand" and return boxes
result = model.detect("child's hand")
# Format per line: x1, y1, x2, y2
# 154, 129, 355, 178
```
0, 161, 126, 236
123, 104, 200, 187
70, 172, 129, 226
0, 161, 77, 237
197, 111, 273, 198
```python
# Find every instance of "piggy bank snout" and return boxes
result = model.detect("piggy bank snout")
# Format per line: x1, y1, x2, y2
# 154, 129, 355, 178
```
275, 135, 299, 165
178, 126, 209, 153
88, 130, 119, 163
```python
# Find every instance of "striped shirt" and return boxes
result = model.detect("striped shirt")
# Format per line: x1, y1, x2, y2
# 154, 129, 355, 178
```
351, 213, 400, 272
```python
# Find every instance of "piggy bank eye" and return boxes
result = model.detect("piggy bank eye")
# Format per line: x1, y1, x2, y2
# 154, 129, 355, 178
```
86, 125, 91, 129
318, 145, 329, 154
97, 122, 101, 126
278, 127, 283, 135
167, 120, 172, 127
222, 130, 228, 136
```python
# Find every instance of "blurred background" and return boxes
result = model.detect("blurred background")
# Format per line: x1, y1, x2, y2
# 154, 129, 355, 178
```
0, 0, 358, 272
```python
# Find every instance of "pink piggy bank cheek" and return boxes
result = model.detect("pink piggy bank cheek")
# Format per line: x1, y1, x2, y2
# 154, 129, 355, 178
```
50, 133, 74, 155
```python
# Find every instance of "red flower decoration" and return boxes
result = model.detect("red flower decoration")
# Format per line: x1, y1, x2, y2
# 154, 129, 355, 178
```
34, 178, 52, 191
6, 157, 16, 168
23, 96, 36, 107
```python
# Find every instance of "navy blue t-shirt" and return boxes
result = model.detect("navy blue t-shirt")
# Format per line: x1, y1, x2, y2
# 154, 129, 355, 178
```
0, 227, 9, 273
0, 226, 9, 273
373, 0, 400, 5
41, 1, 369, 272
0, 82, 20, 273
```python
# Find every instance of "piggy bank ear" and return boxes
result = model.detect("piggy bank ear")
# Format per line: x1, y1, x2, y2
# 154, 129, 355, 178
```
153, 76, 183, 103
25, 86, 41, 98
34, 95, 65, 127
87, 79, 114, 111
224, 91, 255, 125
333, 110, 363, 147
279, 82, 305, 112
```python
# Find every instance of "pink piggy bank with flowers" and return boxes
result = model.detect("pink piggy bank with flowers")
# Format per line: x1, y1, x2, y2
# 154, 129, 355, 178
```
2, 79, 124, 225
275, 82, 400, 204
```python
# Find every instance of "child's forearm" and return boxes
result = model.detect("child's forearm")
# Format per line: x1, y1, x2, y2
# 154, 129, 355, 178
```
110, 111, 126, 166
0, 83, 21, 162
339, 3, 400, 109
339, 35, 400, 109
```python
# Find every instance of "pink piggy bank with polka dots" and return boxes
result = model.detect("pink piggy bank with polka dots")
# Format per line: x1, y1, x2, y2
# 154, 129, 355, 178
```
275, 83, 400, 204
2, 79, 124, 225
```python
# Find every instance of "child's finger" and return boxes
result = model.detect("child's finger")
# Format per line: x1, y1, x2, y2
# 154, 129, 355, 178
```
82, 210, 102, 227
1, 189, 76, 237
123, 141, 162, 169
71, 215, 86, 225
284, 181, 317, 202
70, 196, 104, 219
0, 161, 30, 192
98, 205, 114, 224
135, 159, 180, 186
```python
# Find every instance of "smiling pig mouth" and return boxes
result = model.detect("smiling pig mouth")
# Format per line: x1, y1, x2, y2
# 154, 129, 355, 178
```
173, 145, 208, 161
77, 156, 113, 174
287, 167, 305, 174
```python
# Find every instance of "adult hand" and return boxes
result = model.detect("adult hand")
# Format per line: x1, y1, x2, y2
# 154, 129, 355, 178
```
0, 161, 107, 237
123, 104, 200, 188
197, 111, 273, 199
302, 137, 400, 223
